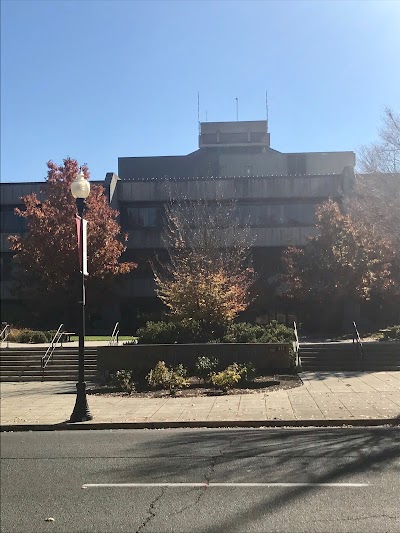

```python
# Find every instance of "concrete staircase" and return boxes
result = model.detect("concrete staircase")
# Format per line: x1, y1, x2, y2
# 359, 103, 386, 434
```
300, 342, 400, 371
0, 347, 97, 381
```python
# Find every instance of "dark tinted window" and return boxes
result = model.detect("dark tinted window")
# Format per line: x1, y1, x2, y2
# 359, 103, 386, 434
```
0, 208, 27, 233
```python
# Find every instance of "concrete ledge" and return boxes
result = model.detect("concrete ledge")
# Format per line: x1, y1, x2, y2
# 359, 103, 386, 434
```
1, 418, 399, 432
97, 343, 291, 380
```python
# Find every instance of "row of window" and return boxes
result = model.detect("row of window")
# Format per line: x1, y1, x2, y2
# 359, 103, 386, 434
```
1, 203, 318, 234
121, 203, 317, 229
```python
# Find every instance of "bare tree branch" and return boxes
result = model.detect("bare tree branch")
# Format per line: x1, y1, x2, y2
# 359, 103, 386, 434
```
358, 108, 400, 173
152, 193, 255, 323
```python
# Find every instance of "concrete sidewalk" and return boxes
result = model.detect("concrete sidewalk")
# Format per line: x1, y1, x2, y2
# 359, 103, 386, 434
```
1, 371, 400, 430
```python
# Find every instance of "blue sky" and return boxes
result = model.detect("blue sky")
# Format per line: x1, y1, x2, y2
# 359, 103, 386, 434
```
1, 0, 399, 182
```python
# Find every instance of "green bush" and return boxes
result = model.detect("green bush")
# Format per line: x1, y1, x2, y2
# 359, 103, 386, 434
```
168, 365, 190, 395
147, 361, 171, 388
137, 320, 201, 344
11, 329, 32, 343
146, 361, 189, 394
223, 323, 266, 343
210, 363, 242, 392
136, 319, 225, 344
111, 370, 135, 394
238, 362, 256, 382
8, 328, 52, 344
195, 356, 219, 382
173, 363, 187, 378
223, 321, 294, 344
47, 330, 58, 341
382, 325, 400, 341
261, 320, 295, 343
30, 331, 49, 343
136, 319, 294, 346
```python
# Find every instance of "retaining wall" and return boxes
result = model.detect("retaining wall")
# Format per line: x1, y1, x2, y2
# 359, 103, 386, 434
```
97, 343, 291, 380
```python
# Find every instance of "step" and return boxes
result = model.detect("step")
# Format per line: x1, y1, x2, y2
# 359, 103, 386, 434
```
300, 354, 400, 363
1, 367, 96, 375
1, 376, 97, 382
0, 349, 98, 355
0, 359, 96, 365
0, 370, 97, 377
299, 351, 400, 361
301, 366, 400, 369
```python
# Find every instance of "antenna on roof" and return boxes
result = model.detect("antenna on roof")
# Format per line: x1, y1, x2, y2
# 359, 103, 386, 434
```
265, 90, 269, 123
197, 91, 200, 132
236, 97, 239, 121
205, 109, 208, 122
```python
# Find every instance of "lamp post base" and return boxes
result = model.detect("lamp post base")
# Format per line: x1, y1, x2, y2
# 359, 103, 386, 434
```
69, 382, 93, 422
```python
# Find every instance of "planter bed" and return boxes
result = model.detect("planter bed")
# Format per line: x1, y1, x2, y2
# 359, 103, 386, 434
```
97, 343, 292, 381
88, 374, 301, 398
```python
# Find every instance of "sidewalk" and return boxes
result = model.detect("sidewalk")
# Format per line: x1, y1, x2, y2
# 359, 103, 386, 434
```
1, 371, 399, 430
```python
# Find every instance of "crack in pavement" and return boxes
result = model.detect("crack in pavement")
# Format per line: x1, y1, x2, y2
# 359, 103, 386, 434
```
136, 487, 167, 533
315, 514, 399, 523
171, 438, 234, 516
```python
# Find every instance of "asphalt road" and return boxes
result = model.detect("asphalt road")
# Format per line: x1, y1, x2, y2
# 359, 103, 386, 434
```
1, 427, 399, 533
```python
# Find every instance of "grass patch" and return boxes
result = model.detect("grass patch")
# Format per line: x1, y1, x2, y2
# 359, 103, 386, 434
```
70, 335, 137, 342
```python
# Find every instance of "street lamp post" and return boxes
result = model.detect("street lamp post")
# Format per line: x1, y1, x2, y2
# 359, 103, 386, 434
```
69, 170, 93, 422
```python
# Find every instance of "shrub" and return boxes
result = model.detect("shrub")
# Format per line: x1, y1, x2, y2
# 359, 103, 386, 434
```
382, 325, 400, 341
210, 363, 242, 392
29, 330, 49, 343
195, 356, 219, 382
8, 328, 51, 343
136, 319, 225, 344
123, 338, 138, 346
223, 323, 266, 343
136, 319, 294, 346
147, 361, 171, 388
8, 329, 30, 343
223, 321, 294, 344
137, 320, 202, 344
111, 370, 135, 394
47, 330, 58, 342
168, 366, 190, 395
260, 320, 295, 344
173, 363, 187, 378
238, 362, 256, 382
146, 361, 190, 395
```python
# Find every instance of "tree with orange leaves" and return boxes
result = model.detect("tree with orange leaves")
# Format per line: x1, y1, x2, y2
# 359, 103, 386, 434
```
282, 199, 397, 306
9, 158, 136, 324
153, 199, 255, 325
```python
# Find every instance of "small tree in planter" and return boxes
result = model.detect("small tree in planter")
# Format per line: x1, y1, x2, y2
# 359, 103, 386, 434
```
147, 361, 190, 395
210, 363, 242, 392
195, 356, 219, 383
111, 370, 135, 395
152, 198, 255, 326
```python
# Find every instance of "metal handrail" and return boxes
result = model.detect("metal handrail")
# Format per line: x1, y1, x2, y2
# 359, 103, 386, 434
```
0, 323, 10, 343
41, 324, 64, 373
293, 321, 301, 368
352, 321, 364, 359
108, 322, 119, 346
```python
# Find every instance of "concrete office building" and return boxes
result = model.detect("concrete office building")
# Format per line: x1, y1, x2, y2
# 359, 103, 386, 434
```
1, 120, 355, 332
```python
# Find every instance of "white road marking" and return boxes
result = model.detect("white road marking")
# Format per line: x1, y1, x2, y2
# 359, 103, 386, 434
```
82, 482, 369, 488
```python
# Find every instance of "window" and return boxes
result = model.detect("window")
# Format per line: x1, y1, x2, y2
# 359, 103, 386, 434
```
0, 208, 27, 233
123, 206, 162, 229
0, 254, 14, 280
237, 203, 316, 226
284, 204, 316, 225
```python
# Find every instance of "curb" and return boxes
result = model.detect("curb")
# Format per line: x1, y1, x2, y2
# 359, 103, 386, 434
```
1, 418, 399, 432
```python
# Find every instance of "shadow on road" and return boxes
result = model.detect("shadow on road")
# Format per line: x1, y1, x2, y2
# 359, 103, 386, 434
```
99, 427, 400, 531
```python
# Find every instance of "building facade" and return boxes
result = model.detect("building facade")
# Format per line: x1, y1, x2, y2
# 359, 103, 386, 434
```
1, 120, 355, 332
